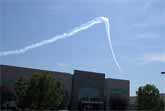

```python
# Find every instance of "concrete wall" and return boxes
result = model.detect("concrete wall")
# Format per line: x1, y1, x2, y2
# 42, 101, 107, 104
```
129, 96, 137, 110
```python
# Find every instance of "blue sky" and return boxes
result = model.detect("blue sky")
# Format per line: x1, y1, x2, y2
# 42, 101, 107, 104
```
0, 0, 165, 96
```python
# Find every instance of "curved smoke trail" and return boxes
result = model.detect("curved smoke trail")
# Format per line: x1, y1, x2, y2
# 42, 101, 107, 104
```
0, 17, 122, 72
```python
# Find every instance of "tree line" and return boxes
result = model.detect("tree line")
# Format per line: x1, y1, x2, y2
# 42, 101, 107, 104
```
1, 72, 165, 110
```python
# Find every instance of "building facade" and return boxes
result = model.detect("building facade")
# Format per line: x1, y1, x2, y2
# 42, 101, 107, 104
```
0, 65, 129, 110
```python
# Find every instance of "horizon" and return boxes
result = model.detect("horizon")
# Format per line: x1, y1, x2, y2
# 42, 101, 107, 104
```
0, 64, 130, 81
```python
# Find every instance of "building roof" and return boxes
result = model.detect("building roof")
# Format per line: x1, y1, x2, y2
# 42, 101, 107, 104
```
0, 64, 71, 76
106, 78, 129, 82
74, 69, 105, 75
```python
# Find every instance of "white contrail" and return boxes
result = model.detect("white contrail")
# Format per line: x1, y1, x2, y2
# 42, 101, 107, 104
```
0, 16, 122, 72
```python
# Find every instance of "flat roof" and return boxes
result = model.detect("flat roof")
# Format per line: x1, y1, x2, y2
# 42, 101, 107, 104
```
74, 69, 105, 75
106, 78, 129, 82
1, 64, 106, 76
0, 64, 71, 76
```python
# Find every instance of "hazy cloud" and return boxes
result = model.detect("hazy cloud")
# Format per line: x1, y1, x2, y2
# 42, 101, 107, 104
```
144, 53, 165, 63
56, 62, 68, 67
136, 32, 159, 40
132, 23, 148, 28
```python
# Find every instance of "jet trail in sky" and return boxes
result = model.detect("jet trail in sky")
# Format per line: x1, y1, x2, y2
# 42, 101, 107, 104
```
0, 17, 122, 73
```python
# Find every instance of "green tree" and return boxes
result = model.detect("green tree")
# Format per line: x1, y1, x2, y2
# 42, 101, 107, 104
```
15, 72, 64, 110
15, 77, 28, 110
136, 84, 163, 111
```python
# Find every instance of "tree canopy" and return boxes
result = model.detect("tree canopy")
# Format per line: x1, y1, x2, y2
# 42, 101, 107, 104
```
136, 84, 164, 111
15, 72, 64, 110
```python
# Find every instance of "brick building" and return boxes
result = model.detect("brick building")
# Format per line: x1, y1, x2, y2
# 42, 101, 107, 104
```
0, 65, 129, 110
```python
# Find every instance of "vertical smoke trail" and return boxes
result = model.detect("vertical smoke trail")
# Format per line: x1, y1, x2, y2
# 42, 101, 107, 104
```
101, 17, 122, 73
0, 17, 122, 72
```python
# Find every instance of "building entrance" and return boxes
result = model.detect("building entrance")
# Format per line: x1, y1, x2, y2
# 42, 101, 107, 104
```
80, 99, 104, 111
